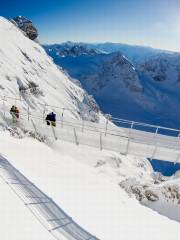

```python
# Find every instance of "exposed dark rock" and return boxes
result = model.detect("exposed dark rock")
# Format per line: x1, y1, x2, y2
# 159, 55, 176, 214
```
12, 16, 38, 40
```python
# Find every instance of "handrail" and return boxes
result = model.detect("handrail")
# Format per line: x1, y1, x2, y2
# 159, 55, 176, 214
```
111, 117, 180, 133
1, 100, 180, 162
13, 111, 127, 138
0, 93, 180, 134
0, 94, 82, 113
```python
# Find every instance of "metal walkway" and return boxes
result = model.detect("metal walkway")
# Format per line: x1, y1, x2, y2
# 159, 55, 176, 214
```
1, 94, 180, 163
0, 155, 99, 240
24, 117, 180, 163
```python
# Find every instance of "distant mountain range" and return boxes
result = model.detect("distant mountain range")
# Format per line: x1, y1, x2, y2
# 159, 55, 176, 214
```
45, 41, 173, 63
44, 42, 180, 129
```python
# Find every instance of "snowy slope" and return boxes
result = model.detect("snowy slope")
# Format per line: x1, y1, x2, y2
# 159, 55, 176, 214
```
0, 17, 100, 125
120, 170, 180, 223
0, 132, 180, 240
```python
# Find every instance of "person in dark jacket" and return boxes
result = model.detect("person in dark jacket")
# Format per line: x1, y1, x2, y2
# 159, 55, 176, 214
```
46, 112, 56, 127
10, 105, 19, 123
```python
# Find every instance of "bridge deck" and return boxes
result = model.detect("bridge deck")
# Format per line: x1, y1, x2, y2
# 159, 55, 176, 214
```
0, 155, 99, 240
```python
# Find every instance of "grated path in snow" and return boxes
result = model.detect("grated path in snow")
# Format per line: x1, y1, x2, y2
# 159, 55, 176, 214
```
0, 155, 99, 240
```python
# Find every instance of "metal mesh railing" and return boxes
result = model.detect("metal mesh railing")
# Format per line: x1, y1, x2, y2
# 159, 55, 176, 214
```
0, 94, 180, 162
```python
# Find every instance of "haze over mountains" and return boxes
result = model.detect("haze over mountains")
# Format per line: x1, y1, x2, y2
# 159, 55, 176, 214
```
44, 42, 180, 129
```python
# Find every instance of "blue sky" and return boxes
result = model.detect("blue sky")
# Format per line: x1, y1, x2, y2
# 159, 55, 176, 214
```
1, 0, 180, 51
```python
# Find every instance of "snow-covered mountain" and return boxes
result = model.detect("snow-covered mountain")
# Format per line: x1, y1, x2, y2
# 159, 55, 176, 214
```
46, 42, 173, 64
44, 42, 102, 58
52, 51, 143, 97
140, 53, 180, 84
86, 42, 174, 64
44, 42, 180, 128
0, 17, 101, 127
94, 43, 174, 63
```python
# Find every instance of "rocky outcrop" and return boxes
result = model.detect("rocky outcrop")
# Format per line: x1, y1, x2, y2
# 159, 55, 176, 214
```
12, 16, 38, 40
119, 177, 180, 204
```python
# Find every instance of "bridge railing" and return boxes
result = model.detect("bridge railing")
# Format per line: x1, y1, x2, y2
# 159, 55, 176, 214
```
0, 94, 180, 162
0, 94, 180, 137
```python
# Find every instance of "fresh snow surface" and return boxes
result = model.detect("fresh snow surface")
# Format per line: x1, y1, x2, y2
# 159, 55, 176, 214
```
0, 132, 180, 240
0, 17, 100, 124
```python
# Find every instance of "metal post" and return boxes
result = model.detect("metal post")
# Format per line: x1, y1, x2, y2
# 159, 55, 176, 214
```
100, 133, 102, 150
174, 132, 180, 164
73, 128, 78, 145
155, 126, 159, 137
31, 119, 37, 135
105, 118, 108, 136
61, 109, 64, 128
3, 96, 6, 118
174, 152, 180, 165
27, 105, 30, 121
177, 132, 180, 140
150, 126, 159, 161
150, 144, 158, 161
81, 119, 84, 132
43, 104, 46, 123
125, 121, 134, 155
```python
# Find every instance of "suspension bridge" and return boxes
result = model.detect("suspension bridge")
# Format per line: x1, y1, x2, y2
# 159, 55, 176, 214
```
0, 95, 180, 163
0, 95, 180, 240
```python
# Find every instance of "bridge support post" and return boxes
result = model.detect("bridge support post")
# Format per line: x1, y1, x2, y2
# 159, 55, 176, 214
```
150, 143, 158, 161
100, 133, 102, 150
31, 119, 38, 135
177, 132, 180, 142
81, 120, 84, 132
27, 105, 30, 121
155, 127, 159, 137
174, 152, 180, 165
61, 109, 64, 128
174, 132, 180, 164
105, 114, 111, 136
3, 96, 6, 118
125, 121, 134, 155
43, 104, 46, 123
105, 118, 108, 136
73, 128, 78, 145
150, 127, 159, 161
